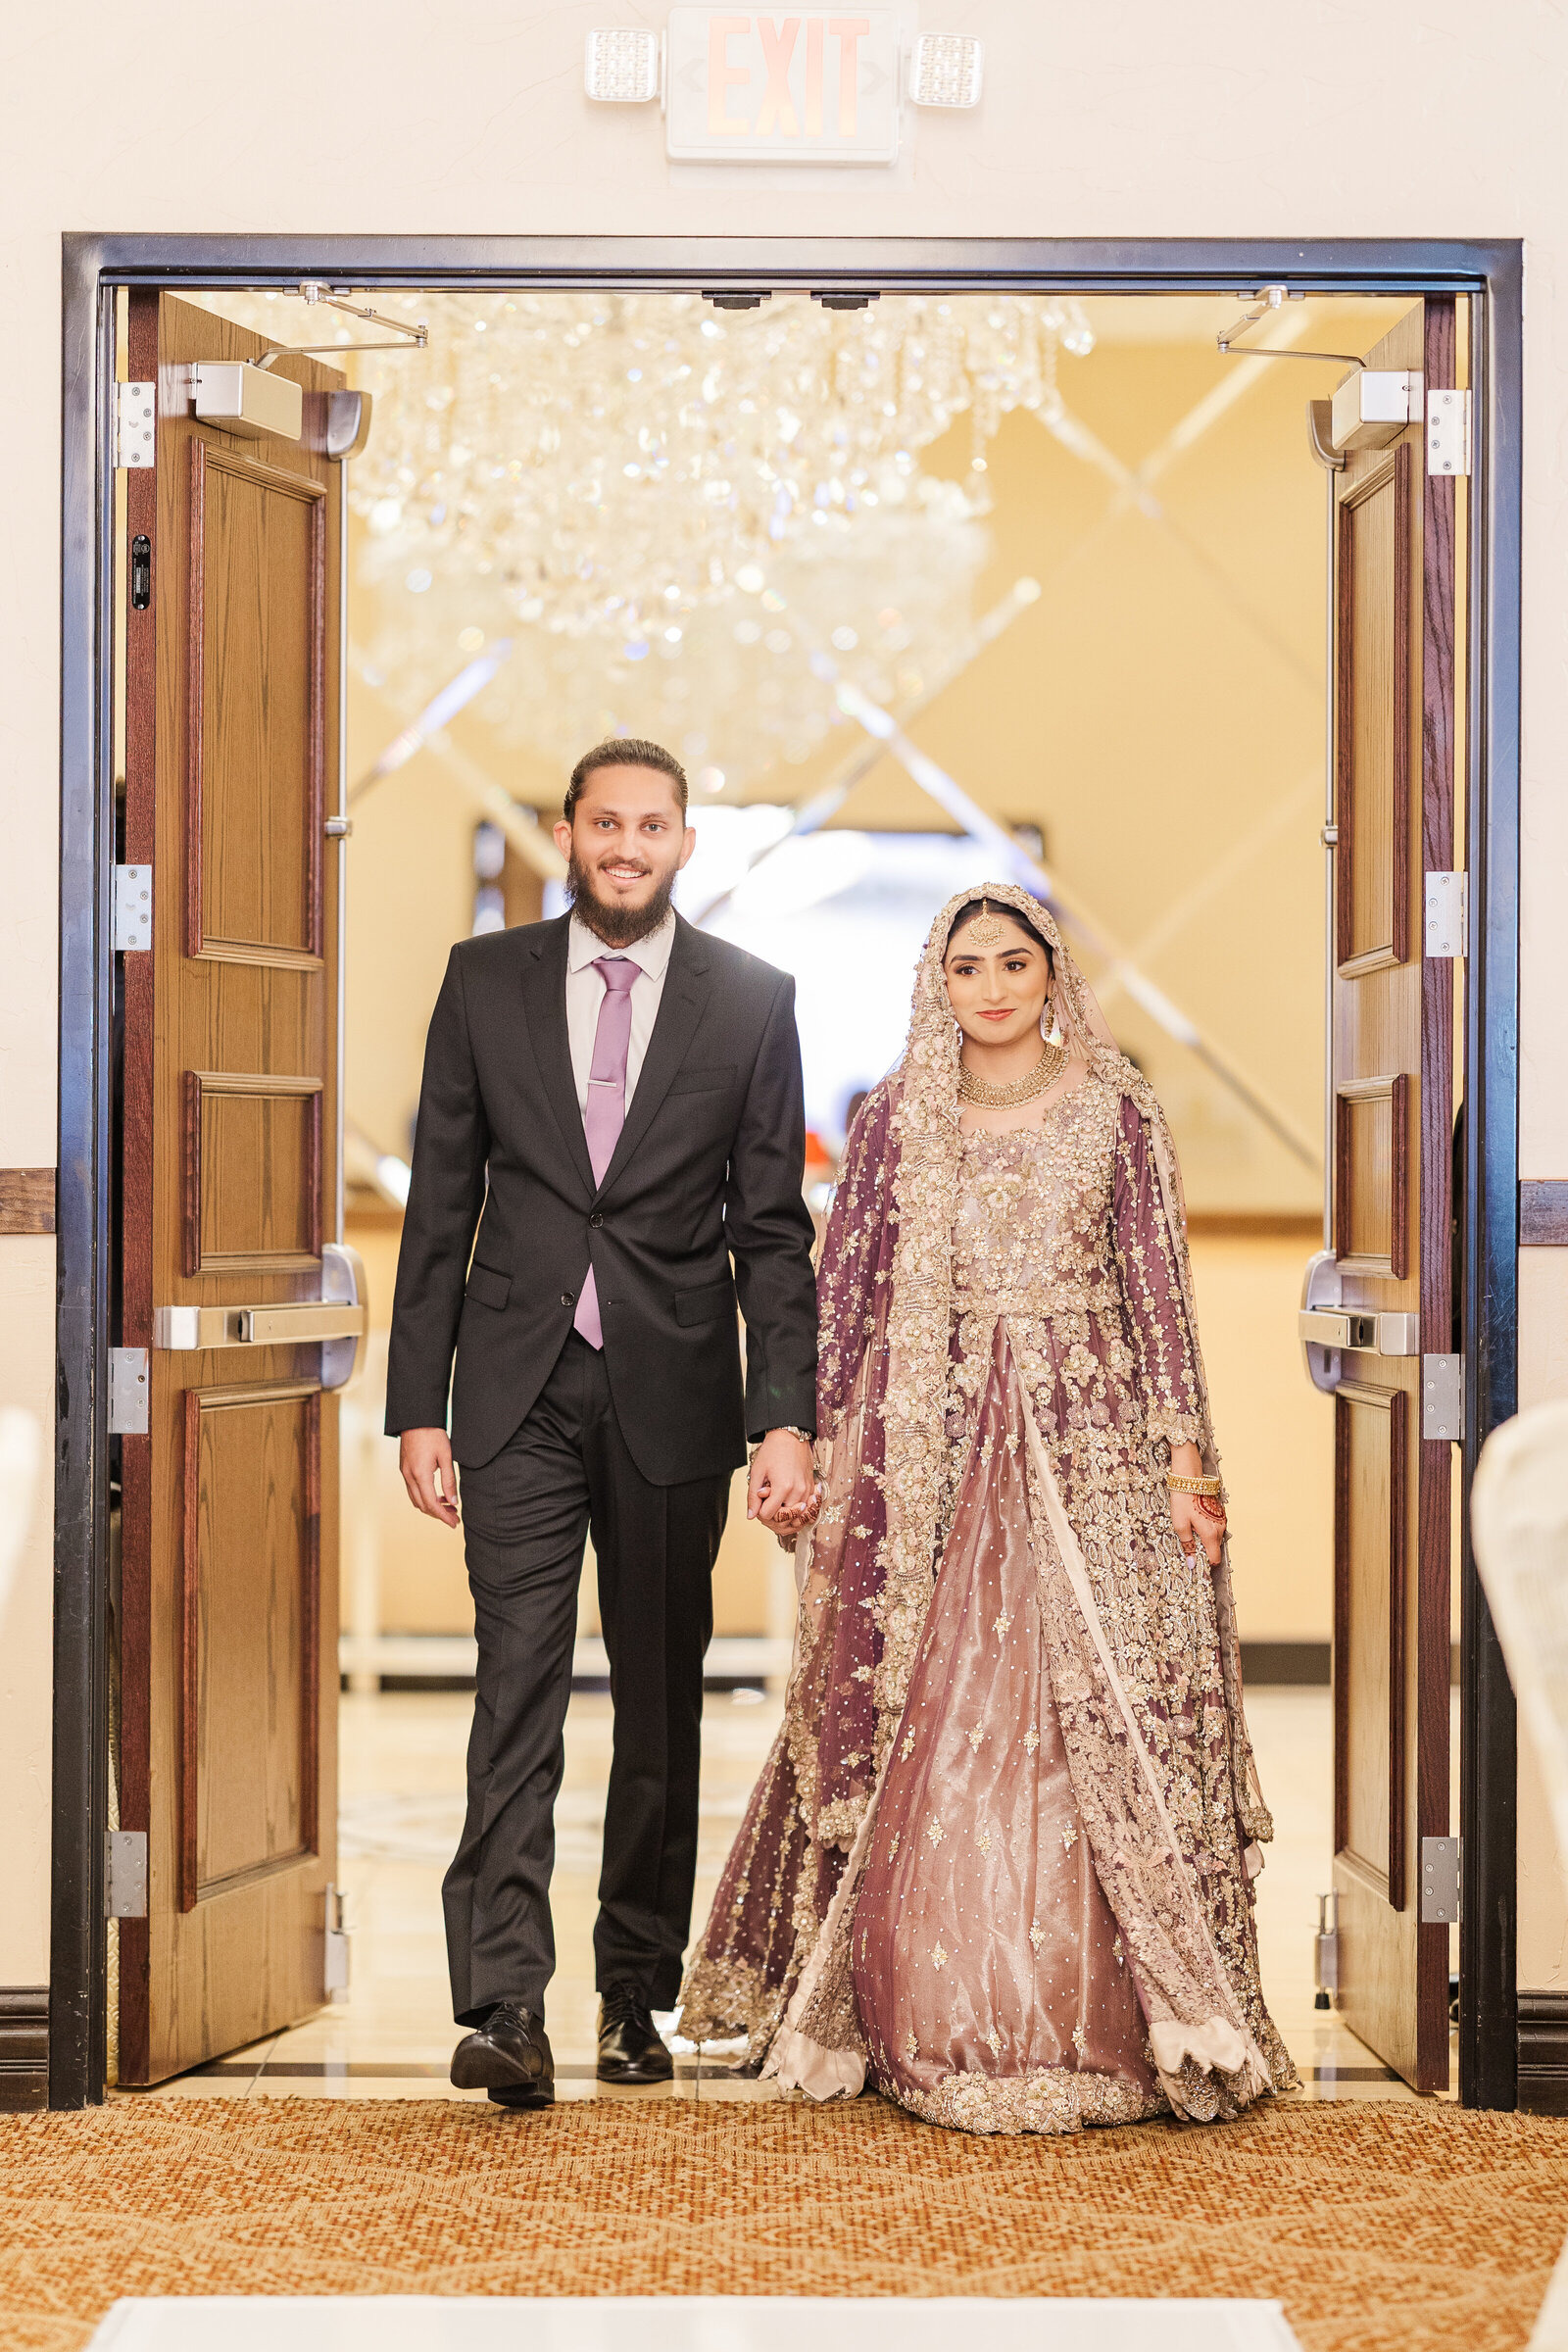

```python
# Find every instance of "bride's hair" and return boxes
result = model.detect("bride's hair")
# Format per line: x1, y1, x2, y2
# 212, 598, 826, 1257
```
945, 896, 1054, 976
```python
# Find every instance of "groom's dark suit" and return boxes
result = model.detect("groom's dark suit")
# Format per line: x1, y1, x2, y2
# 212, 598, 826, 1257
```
386, 910, 817, 2020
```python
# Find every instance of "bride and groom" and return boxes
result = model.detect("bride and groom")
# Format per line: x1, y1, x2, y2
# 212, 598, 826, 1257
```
386, 736, 1294, 2132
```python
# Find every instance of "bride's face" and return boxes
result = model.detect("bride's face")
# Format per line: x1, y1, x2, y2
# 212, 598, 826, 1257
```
943, 919, 1053, 1051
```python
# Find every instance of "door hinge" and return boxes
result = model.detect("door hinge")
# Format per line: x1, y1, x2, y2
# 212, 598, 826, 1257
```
106, 1830, 147, 1919
324, 1882, 351, 1999
108, 1347, 149, 1435
115, 381, 156, 469
1427, 387, 1472, 477
1421, 1835, 1462, 1925
1422, 1352, 1464, 1443
1425, 870, 1468, 957
113, 865, 152, 954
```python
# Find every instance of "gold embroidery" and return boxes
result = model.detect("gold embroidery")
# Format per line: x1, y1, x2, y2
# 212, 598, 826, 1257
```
680, 882, 1295, 2121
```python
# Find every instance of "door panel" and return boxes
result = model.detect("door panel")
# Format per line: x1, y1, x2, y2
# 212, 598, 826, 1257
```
1329, 299, 1462, 2094
119, 292, 345, 2083
189, 441, 325, 963
184, 1383, 319, 1909
1335, 1073, 1410, 1276
1337, 447, 1410, 974
1336, 1382, 1407, 1899
185, 1071, 323, 1274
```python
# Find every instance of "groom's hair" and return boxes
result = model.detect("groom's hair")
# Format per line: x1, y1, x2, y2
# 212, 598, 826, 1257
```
564, 737, 688, 823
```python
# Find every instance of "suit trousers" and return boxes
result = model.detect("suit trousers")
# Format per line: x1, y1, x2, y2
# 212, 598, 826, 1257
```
443, 1332, 729, 2024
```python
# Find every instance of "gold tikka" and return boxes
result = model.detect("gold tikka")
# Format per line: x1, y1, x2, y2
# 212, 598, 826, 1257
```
956, 1036, 1068, 1108
961, 896, 1007, 948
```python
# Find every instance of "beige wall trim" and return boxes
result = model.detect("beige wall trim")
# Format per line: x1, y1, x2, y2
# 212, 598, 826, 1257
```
1518, 1991, 1568, 2116
0, 1171, 55, 1236
1521, 1181, 1568, 1246
0, 1988, 48, 2113
1241, 1642, 1329, 1686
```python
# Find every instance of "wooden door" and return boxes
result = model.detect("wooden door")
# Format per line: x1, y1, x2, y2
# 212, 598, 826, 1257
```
119, 293, 346, 2082
1329, 299, 1463, 2093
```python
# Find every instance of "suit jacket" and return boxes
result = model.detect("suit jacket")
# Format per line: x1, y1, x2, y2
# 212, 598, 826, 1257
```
384, 910, 819, 1483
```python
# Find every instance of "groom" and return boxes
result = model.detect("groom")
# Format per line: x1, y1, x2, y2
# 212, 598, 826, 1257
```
385, 737, 818, 2109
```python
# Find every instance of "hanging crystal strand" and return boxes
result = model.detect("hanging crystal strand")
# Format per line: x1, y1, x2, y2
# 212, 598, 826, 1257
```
265, 281, 1077, 788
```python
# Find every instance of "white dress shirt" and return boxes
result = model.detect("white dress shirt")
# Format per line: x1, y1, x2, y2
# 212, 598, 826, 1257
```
564, 910, 676, 1114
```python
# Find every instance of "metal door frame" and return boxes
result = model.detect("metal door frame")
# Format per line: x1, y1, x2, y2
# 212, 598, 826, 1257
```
54, 232, 1522, 2108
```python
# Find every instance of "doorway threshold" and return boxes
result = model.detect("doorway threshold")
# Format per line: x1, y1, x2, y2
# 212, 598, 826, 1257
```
337, 1633, 791, 1687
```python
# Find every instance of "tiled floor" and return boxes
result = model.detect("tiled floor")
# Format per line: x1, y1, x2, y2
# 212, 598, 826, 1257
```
119, 1683, 1443, 2104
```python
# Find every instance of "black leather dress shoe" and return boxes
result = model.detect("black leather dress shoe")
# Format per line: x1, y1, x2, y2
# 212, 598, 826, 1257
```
450, 2001, 555, 2109
597, 1985, 674, 2083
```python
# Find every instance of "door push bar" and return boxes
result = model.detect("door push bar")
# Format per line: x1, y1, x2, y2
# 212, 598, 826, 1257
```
152, 1243, 368, 1392
1298, 1307, 1421, 1355
1298, 1248, 1420, 1396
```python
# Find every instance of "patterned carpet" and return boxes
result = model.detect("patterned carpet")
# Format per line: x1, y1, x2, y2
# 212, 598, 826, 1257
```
2, 2095, 1565, 2351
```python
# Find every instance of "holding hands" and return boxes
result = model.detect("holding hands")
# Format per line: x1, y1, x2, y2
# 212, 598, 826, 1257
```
748, 1428, 821, 1538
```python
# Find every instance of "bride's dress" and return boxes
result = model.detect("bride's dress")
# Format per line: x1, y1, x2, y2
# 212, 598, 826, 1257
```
851, 1110, 1163, 2129
683, 1067, 1296, 2132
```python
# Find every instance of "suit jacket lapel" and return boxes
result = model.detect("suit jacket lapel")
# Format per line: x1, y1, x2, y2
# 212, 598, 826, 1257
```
598, 916, 710, 1199
519, 915, 597, 1200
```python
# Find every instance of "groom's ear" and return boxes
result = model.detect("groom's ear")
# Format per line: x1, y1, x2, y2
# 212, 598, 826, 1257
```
677, 823, 697, 870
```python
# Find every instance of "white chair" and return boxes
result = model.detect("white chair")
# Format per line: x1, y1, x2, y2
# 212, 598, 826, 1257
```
1470, 1397, 1568, 2350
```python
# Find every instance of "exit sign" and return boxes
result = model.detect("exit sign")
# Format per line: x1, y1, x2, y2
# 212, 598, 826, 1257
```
665, 9, 901, 162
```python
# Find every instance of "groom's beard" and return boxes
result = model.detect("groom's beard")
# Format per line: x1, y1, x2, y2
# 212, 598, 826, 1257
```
566, 851, 678, 949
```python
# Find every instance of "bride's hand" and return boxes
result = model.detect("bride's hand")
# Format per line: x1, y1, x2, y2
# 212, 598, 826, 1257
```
1170, 1486, 1226, 1566
1169, 1442, 1226, 1566
769, 1483, 823, 1544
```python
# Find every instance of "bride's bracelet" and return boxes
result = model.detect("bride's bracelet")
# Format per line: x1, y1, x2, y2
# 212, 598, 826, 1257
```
1167, 1472, 1223, 1496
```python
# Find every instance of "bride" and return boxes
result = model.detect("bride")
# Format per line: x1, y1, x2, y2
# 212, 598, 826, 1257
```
681, 882, 1297, 2133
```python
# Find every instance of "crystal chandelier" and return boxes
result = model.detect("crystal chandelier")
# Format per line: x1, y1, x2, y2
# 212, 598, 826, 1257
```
209, 289, 1096, 795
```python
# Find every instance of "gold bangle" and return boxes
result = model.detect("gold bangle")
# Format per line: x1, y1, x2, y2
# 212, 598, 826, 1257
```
1166, 1473, 1222, 1495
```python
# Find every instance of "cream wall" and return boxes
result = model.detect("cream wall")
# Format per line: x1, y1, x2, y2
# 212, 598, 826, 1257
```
3, 0, 1565, 1988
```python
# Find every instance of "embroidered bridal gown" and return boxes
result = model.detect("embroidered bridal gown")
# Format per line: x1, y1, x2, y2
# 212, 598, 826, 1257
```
682, 888, 1297, 2134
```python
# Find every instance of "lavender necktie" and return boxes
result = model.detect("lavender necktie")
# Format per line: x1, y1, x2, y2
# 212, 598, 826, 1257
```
573, 956, 640, 1349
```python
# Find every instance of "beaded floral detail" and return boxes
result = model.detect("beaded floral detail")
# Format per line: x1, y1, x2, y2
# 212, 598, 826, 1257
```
901, 2066, 1165, 2137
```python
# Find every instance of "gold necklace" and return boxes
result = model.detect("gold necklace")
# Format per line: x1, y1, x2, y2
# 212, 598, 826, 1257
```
956, 1037, 1068, 1107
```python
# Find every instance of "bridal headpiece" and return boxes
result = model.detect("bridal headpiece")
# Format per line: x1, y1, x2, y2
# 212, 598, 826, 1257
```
958, 897, 1006, 949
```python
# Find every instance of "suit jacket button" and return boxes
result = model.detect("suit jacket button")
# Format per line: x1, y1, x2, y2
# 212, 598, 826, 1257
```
561, 1292, 573, 1307
589, 1211, 604, 1228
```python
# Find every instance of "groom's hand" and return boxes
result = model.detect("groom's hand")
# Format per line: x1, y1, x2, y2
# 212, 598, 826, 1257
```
400, 1427, 461, 1528
748, 1430, 818, 1530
